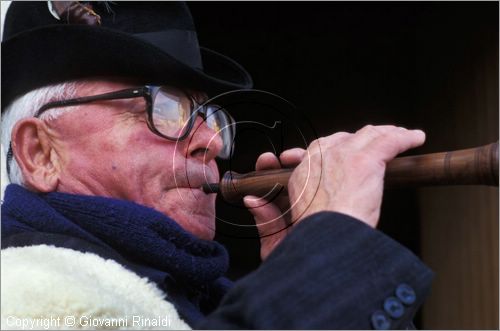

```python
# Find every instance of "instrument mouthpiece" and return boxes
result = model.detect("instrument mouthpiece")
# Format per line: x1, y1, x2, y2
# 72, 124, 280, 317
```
201, 183, 220, 194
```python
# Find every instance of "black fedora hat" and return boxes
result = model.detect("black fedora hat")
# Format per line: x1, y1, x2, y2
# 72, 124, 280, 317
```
1, 1, 253, 111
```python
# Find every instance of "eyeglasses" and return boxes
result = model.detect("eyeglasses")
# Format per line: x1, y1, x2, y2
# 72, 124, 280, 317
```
6, 85, 236, 176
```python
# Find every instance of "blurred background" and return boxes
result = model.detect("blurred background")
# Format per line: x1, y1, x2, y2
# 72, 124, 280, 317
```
188, 2, 499, 329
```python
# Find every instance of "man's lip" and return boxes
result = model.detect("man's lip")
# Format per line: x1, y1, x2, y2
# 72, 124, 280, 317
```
186, 177, 218, 189
169, 167, 219, 191
170, 176, 219, 191
174, 186, 205, 190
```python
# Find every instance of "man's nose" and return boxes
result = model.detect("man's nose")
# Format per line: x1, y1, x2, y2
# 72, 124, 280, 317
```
185, 115, 223, 163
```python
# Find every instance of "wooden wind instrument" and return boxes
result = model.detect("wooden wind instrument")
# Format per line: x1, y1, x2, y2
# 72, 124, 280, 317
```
202, 142, 499, 203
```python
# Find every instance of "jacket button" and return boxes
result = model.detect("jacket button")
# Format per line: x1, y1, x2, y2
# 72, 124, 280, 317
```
395, 283, 416, 305
371, 310, 391, 330
384, 296, 405, 319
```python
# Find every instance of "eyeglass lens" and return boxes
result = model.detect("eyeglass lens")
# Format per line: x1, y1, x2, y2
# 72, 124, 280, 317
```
152, 87, 191, 138
151, 87, 234, 159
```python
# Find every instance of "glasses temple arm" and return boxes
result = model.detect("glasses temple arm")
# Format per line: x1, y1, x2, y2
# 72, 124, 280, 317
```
35, 87, 147, 117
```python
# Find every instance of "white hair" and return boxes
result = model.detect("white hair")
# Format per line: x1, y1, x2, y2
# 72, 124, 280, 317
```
1, 81, 83, 186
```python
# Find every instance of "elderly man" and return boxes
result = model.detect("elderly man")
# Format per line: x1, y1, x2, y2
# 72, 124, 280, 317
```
1, 2, 432, 330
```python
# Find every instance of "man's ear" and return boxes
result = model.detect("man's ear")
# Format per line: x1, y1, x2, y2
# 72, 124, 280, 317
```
11, 118, 59, 192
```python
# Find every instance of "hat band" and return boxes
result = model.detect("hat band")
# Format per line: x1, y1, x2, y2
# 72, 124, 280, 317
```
134, 30, 203, 70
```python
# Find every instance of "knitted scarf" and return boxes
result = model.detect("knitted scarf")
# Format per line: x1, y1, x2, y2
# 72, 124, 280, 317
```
1, 184, 229, 289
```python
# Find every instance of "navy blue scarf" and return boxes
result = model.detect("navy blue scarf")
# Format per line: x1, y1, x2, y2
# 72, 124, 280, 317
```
1, 184, 229, 289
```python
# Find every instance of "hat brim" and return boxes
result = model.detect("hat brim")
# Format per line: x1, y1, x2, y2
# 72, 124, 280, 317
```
1, 25, 253, 109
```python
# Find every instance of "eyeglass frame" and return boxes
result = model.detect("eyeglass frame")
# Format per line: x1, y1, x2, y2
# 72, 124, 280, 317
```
6, 85, 235, 177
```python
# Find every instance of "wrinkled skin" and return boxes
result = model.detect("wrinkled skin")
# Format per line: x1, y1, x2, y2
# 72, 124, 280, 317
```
245, 125, 425, 260
13, 80, 222, 240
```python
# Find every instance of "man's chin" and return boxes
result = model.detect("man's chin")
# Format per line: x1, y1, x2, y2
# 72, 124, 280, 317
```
156, 188, 217, 240
174, 213, 216, 241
